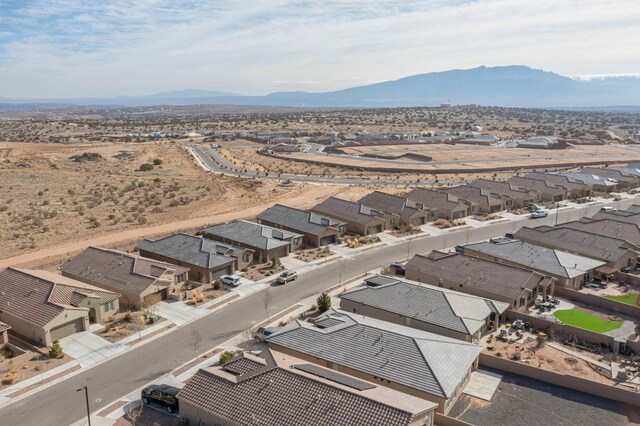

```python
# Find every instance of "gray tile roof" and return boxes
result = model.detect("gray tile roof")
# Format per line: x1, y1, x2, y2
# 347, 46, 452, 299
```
559, 219, 640, 246
406, 188, 467, 211
443, 185, 506, 206
358, 191, 428, 219
405, 252, 549, 300
203, 220, 302, 250
592, 209, 640, 225
60, 247, 187, 296
312, 197, 386, 225
524, 172, 589, 191
178, 349, 435, 426
470, 179, 536, 201
610, 167, 640, 179
580, 167, 639, 184
560, 172, 618, 188
257, 204, 344, 236
465, 239, 606, 279
514, 226, 637, 263
0, 268, 119, 327
340, 276, 509, 335
268, 309, 482, 399
507, 176, 566, 196
136, 234, 238, 269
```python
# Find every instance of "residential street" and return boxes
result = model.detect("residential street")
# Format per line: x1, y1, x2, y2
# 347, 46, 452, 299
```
0, 198, 636, 426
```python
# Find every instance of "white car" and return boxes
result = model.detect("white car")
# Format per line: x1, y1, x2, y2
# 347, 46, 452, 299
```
220, 275, 241, 287
530, 209, 549, 219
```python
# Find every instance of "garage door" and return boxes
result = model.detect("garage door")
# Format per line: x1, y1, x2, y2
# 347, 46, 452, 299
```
211, 265, 232, 281
320, 235, 336, 246
143, 289, 167, 307
50, 318, 84, 341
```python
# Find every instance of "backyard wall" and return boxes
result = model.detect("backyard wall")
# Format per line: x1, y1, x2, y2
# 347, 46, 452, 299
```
479, 353, 640, 407
434, 413, 474, 426
554, 286, 640, 318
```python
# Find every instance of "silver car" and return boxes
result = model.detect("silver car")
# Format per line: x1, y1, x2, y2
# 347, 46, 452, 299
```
220, 274, 241, 287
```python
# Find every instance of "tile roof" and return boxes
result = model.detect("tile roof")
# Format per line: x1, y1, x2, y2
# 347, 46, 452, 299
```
443, 185, 506, 206
524, 172, 590, 191
268, 309, 482, 399
560, 172, 618, 188
465, 239, 606, 279
358, 191, 428, 219
0, 268, 119, 327
178, 349, 436, 426
312, 197, 386, 225
60, 247, 186, 296
580, 167, 639, 184
592, 210, 640, 225
609, 167, 640, 179
559, 219, 640, 246
514, 226, 637, 263
340, 275, 509, 335
203, 220, 302, 250
406, 188, 467, 211
470, 179, 536, 200
507, 176, 566, 196
405, 252, 549, 300
136, 234, 238, 269
257, 204, 344, 236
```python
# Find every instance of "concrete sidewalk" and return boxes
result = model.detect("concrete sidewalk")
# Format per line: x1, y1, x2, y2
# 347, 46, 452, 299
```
59, 332, 129, 368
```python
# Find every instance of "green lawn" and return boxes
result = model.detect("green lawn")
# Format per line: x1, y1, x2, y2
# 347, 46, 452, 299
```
605, 293, 640, 306
553, 309, 623, 333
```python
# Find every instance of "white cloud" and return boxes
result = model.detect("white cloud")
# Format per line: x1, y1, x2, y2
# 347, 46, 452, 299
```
0, 0, 638, 98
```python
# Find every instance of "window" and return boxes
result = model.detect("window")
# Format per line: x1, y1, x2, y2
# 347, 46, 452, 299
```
104, 301, 114, 312
242, 253, 249, 263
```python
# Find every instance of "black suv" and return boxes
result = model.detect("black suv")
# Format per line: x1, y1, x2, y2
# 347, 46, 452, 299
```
141, 384, 180, 413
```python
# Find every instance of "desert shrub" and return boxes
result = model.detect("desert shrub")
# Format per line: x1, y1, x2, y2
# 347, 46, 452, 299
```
48, 340, 63, 359
152, 158, 163, 165
316, 292, 332, 313
139, 163, 154, 171
219, 351, 236, 365
213, 279, 223, 290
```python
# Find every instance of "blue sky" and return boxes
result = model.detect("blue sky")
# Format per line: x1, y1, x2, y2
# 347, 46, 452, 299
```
0, 0, 638, 98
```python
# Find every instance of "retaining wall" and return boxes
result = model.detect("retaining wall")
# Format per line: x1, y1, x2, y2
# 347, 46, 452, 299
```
434, 413, 474, 426
479, 353, 640, 407
554, 286, 640, 318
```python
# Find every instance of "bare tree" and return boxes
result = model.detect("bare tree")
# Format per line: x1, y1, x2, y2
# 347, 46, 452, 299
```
263, 288, 272, 322
188, 329, 202, 360
125, 402, 143, 426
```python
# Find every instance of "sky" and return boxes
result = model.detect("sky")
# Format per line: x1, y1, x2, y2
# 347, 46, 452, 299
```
0, 0, 638, 99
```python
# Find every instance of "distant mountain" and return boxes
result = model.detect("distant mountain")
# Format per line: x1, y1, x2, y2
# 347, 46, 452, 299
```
2, 66, 639, 109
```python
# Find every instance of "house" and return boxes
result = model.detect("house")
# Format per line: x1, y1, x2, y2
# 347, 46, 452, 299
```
580, 167, 640, 190
178, 349, 438, 426
357, 191, 430, 227
523, 172, 592, 199
311, 197, 387, 235
0, 268, 120, 346
406, 188, 469, 220
516, 136, 564, 149
592, 207, 640, 225
136, 234, 247, 283
442, 185, 511, 213
340, 275, 509, 343
405, 252, 555, 310
463, 238, 606, 289
265, 143, 300, 153
558, 218, 640, 247
514, 226, 639, 276
610, 166, 640, 180
469, 179, 537, 208
507, 176, 566, 202
202, 220, 303, 263
0, 322, 10, 345
60, 247, 189, 310
256, 204, 345, 248
267, 309, 481, 414
560, 172, 618, 193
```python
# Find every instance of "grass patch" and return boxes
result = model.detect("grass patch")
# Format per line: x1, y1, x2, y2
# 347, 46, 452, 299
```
605, 293, 640, 306
553, 309, 623, 333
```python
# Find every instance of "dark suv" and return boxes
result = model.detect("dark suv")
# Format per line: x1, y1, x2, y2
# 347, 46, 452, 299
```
141, 384, 180, 413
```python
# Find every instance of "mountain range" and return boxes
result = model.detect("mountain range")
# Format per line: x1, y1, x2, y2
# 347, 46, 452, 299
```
2, 66, 639, 109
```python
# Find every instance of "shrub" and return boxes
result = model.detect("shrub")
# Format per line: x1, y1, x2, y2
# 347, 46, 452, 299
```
139, 163, 154, 171
49, 340, 63, 359
152, 158, 163, 165
124, 311, 133, 322
316, 292, 331, 313
219, 351, 236, 365
213, 279, 223, 290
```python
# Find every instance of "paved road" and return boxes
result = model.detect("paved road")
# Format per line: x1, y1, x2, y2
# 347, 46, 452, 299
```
191, 146, 444, 186
1, 198, 635, 425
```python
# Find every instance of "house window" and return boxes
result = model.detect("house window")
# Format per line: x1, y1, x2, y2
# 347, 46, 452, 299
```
104, 301, 114, 312
242, 253, 249, 263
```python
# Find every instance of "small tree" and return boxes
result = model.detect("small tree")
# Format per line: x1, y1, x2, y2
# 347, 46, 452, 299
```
271, 255, 282, 270
49, 340, 63, 359
263, 288, 272, 322
188, 329, 202, 359
317, 292, 331, 313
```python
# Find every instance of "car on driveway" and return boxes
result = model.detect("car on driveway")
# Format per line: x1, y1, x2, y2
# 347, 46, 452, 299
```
252, 326, 279, 342
389, 263, 405, 276
530, 209, 549, 219
141, 384, 180, 413
275, 270, 298, 284
220, 274, 241, 287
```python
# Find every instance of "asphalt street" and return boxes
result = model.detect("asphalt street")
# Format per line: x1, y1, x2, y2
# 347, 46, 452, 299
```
0, 197, 636, 425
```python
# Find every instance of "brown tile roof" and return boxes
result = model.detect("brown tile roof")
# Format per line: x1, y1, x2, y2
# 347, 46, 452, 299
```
312, 197, 386, 225
559, 219, 640, 246
406, 252, 549, 300
406, 188, 467, 211
178, 350, 435, 426
470, 179, 536, 200
0, 268, 119, 327
443, 185, 508, 206
60, 247, 187, 296
358, 191, 428, 219
507, 176, 566, 196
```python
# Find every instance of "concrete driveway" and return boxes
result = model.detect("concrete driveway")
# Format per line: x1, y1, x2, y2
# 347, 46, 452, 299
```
154, 300, 208, 325
60, 332, 129, 368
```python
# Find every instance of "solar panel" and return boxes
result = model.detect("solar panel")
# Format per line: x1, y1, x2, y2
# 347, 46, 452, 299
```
293, 364, 376, 391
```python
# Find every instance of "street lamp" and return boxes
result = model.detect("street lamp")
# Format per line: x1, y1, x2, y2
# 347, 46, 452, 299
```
77, 386, 91, 426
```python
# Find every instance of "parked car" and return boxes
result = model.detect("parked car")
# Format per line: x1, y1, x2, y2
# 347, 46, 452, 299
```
252, 326, 279, 342
141, 384, 180, 413
220, 274, 241, 287
389, 263, 406, 276
276, 270, 298, 284
454, 245, 465, 254
504, 232, 514, 239
600, 206, 616, 212
526, 203, 544, 212
530, 209, 549, 219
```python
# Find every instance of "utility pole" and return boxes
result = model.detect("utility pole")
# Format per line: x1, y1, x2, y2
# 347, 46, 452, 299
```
77, 386, 91, 426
